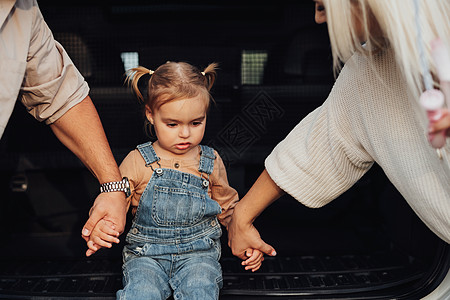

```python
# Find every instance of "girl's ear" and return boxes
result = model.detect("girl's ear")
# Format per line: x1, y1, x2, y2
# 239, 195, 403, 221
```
145, 106, 154, 125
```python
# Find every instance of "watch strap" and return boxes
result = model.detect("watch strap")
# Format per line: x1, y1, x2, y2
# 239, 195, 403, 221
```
100, 177, 131, 197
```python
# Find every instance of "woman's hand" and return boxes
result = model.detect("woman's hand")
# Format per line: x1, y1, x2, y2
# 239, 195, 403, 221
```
227, 202, 276, 260
429, 108, 450, 137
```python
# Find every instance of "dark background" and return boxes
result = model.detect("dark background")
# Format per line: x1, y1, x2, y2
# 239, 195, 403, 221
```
0, 0, 436, 262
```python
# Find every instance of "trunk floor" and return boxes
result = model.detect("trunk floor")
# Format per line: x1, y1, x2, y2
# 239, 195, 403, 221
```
0, 252, 424, 299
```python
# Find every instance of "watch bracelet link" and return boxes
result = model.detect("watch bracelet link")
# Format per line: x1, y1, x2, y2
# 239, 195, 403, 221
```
100, 177, 131, 197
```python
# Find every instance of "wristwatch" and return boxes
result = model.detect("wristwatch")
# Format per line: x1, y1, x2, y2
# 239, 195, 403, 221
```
100, 177, 131, 197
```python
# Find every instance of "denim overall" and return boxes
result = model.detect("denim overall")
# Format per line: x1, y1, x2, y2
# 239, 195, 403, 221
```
117, 142, 223, 300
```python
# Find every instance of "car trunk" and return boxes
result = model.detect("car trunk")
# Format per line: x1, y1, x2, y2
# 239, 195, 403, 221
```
1, 1, 449, 299
1, 87, 449, 299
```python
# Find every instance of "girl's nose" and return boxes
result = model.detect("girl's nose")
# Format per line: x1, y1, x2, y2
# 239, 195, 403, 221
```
179, 125, 190, 138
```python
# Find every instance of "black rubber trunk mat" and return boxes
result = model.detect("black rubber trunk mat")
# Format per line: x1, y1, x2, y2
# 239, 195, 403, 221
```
0, 253, 424, 299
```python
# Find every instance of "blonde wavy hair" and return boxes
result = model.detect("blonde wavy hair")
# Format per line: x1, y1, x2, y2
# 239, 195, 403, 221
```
323, 0, 450, 99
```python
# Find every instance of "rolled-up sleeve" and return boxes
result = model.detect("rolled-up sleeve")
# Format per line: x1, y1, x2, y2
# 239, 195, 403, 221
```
20, 4, 89, 124
265, 72, 373, 208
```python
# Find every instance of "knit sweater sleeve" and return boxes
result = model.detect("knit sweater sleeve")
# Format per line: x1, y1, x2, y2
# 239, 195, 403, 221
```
265, 57, 374, 208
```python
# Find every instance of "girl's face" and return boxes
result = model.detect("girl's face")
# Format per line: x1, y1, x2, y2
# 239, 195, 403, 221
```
146, 95, 208, 158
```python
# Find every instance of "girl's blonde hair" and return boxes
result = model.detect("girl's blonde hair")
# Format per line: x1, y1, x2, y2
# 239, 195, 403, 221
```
125, 61, 218, 112
323, 0, 450, 99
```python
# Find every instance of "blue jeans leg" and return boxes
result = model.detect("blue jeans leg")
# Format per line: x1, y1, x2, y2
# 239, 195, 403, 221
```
170, 247, 223, 300
117, 255, 172, 300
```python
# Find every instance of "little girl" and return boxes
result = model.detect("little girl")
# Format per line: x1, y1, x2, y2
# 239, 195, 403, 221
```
86, 61, 263, 299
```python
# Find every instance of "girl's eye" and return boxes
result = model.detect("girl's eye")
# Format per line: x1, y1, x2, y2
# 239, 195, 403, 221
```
192, 122, 202, 126
167, 123, 177, 127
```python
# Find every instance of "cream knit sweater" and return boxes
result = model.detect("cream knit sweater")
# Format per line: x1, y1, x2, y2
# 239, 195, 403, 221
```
265, 49, 450, 243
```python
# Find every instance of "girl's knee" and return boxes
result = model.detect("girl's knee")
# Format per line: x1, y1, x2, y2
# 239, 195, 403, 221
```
117, 287, 169, 300
172, 259, 222, 300
119, 257, 171, 300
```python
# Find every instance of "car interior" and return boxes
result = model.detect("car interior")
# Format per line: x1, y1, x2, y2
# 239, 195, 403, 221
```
0, 1, 449, 299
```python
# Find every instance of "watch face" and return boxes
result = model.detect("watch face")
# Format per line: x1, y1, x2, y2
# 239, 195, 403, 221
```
123, 177, 131, 197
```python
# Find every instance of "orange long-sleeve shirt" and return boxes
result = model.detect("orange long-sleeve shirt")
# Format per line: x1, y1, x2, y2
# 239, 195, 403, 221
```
120, 147, 239, 228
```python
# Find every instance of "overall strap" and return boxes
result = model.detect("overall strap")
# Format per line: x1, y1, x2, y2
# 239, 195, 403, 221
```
198, 145, 216, 175
136, 141, 159, 165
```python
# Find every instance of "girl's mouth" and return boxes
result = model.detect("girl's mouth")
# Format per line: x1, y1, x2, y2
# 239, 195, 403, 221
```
175, 143, 191, 150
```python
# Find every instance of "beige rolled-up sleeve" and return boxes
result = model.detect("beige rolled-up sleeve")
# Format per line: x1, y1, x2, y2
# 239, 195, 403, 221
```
20, 4, 89, 124
211, 151, 240, 228
265, 60, 374, 208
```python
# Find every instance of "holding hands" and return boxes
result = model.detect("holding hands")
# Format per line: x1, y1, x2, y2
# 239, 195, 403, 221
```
227, 169, 283, 271
242, 249, 265, 272
81, 191, 126, 256
85, 218, 121, 257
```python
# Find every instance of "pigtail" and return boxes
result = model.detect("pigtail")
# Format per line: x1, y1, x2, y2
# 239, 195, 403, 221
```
202, 62, 219, 91
124, 66, 152, 103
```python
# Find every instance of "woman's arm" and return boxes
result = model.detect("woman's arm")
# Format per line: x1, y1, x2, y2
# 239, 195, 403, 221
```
227, 169, 284, 260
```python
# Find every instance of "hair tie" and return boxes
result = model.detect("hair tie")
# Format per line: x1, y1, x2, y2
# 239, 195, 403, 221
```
201, 72, 205, 76
148, 70, 154, 75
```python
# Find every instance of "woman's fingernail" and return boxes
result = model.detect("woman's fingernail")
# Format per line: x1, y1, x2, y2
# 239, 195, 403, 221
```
82, 229, 90, 236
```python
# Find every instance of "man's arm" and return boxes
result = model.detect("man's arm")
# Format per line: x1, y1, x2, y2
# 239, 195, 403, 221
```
49, 95, 127, 238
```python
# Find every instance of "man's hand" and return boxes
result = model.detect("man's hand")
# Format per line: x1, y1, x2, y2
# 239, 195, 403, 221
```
81, 192, 127, 244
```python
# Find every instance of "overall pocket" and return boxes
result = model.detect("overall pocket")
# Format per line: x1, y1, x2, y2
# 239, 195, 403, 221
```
152, 185, 206, 226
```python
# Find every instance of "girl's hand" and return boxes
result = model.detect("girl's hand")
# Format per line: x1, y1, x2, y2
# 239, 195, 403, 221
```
85, 219, 120, 257
227, 204, 276, 260
82, 192, 127, 242
242, 249, 264, 272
